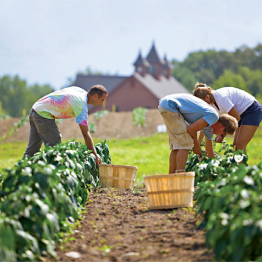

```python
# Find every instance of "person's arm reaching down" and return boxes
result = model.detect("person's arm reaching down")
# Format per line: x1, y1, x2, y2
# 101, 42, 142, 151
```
187, 118, 209, 156
205, 137, 215, 158
79, 124, 101, 166
228, 106, 240, 122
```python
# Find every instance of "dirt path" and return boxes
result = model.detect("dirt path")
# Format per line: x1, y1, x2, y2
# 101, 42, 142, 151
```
56, 187, 213, 262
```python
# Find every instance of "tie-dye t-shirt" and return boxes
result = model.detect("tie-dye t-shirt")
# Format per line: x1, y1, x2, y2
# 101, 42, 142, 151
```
33, 86, 88, 126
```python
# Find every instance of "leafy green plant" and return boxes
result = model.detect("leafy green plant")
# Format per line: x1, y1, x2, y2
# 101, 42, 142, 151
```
0, 215, 17, 262
198, 164, 262, 261
55, 119, 64, 124
186, 139, 262, 261
88, 122, 97, 133
0, 116, 29, 142
9, 116, 29, 136
0, 114, 11, 120
93, 110, 109, 120
0, 139, 111, 261
133, 107, 147, 127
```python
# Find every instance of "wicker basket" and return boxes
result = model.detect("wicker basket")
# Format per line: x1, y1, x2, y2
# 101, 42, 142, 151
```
99, 164, 137, 190
144, 172, 195, 209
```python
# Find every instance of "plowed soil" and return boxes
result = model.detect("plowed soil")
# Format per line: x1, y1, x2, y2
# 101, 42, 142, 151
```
56, 188, 213, 262
1, 109, 165, 142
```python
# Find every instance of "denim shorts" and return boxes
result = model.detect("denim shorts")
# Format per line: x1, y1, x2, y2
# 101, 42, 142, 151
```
239, 101, 262, 127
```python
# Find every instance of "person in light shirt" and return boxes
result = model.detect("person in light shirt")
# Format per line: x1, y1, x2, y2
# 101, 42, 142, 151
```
24, 85, 107, 166
193, 83, 262, 152
158, 93, 237, 173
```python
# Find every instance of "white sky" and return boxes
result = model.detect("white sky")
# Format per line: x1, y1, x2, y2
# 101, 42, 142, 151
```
0, 0, 262, 89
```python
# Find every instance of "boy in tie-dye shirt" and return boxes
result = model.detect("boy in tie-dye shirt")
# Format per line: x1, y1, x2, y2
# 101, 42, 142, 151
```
24, 85, 108, 166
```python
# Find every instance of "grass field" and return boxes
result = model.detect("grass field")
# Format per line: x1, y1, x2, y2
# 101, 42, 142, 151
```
0, 134, 170, 185
1, 130, 262, 185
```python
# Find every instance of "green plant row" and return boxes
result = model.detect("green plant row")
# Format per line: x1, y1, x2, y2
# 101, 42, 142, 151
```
0, 114, 11, 120
86, 110, 110, 133
0, 140, 112, 261
186, 141, 262, 261
93, 110, 109, 120
132, 107, 148, 127
0, 116, 28, 142
88, 122, 97, 133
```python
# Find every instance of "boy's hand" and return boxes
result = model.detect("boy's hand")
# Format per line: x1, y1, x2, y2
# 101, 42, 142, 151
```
215, 135, 224, 143
193, 144, 202, 156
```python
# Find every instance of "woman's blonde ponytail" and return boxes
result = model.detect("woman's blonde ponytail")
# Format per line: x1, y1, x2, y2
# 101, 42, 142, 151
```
193, 82, 215, 103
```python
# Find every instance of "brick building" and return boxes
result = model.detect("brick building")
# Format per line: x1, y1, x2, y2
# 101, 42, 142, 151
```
74, 43, 190, 113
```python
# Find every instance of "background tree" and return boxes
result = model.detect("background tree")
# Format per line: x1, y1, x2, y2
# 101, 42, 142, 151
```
171, 60, 197, 91
172, 43, 262, 97
211, 70, 247, 90
62, 66, 105, 88
0, 75, 54, 118
238, 67, 262, 96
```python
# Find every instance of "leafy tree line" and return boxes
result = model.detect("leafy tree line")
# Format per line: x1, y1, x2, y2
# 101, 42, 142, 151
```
0, 75, 54, 117
0, 66, 114, 118
172, 43, 262, 97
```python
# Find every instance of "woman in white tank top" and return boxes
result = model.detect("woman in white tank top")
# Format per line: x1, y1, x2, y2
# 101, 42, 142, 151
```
193, 83, 262, 152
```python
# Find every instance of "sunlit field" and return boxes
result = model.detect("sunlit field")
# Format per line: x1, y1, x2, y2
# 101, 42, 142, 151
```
1, 129, 262, 184
0, 134, 170, 184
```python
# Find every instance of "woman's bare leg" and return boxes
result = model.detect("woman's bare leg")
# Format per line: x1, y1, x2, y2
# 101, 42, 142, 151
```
235, 125, 258, 151
233, 127, 239, 148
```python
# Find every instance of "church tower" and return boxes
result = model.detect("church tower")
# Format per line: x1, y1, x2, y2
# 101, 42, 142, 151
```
133, 50, 149, 77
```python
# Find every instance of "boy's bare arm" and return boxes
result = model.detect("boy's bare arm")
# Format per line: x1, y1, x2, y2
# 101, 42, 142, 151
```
187, 118, 209, 155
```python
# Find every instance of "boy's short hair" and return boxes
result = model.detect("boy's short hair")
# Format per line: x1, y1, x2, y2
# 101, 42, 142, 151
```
218, 114, 238, 135
88, 85, 108, 98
